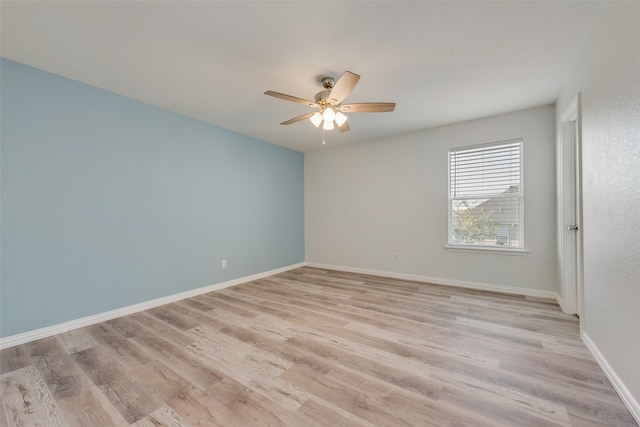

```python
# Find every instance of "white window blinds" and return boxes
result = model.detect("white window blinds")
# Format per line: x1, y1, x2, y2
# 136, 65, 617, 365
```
448, 139, 523, 248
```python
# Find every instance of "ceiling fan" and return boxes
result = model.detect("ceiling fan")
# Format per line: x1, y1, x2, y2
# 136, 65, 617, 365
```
264, 71, 395, 134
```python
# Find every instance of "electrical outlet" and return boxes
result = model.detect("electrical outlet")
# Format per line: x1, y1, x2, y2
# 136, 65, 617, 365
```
394, 253, 400, 261
221, 259, 227, 269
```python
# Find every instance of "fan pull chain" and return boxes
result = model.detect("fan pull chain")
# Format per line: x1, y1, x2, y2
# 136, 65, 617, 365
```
322, 127, 326, 145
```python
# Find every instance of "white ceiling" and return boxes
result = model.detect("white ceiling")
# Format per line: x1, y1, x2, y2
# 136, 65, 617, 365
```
1, 1, 605, 153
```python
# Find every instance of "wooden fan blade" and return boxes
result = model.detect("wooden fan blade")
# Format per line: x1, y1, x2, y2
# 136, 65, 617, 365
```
265, 91, 318, 108
328, 71, 360, 104
337, 122, 351, 133
281, 112, 315, 125
340, 102, 396, 113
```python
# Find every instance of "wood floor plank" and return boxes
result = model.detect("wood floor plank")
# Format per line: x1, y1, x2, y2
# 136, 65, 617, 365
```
204, 376, 312, 426
57, 384, 130, 426
162, 384, 226, 426
295, 397, 379, 427
437, 384, 570, 427
285, 333, 443, 400
280, 364, 408, 427
0, 365, 66, 426
185, 326, 311, 412
0, 345, 30, 375
131, 404, 193, 427
125, 323, 226, 392
84, 322, 153, 368
126, 311, 196, 348
147, 305, 203, 332
25, 337, 93, 400
57, 329, 95, 355
0, 267, 636, 426
72, 346, 162, 424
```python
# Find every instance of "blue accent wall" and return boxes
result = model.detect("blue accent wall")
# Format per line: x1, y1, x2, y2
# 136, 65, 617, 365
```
0, 58, 304, 337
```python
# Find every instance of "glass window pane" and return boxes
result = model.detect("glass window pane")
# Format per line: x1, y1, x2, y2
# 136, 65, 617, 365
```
448, 140, 523, 249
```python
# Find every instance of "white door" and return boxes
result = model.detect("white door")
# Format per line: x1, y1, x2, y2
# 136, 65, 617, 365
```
560, 95, 584, 334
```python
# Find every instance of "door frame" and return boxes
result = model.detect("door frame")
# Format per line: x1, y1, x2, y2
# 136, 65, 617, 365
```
560, 93, 584, 335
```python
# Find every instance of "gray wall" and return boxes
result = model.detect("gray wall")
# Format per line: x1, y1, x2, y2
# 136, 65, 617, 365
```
1, 59, 305, 337
556, 2, 640, 413
305, 105, 557, 293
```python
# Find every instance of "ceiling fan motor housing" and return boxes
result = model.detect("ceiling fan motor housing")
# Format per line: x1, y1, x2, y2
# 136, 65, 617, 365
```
314, 90, 332, 106
321, 76, 335, 89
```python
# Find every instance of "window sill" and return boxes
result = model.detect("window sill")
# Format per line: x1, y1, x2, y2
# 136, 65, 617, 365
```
445, 245, 529, 255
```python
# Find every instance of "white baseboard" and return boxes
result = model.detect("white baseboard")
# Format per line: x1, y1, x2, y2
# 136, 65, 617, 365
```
304, 262, 558, 300
0, 262, 305, 350
583, 333, 640, 425
555, 293, 567, 311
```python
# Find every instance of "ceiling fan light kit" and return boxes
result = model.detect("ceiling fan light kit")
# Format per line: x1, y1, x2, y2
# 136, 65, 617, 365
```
265, 71, 396, 143
310, 112, 323, 127
334, 111, 348, 126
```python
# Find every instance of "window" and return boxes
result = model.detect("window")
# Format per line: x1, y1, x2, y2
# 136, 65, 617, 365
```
448, 139, 523, 249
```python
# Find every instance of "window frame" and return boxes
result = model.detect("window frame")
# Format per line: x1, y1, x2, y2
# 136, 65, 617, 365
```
447, 139, 525, 252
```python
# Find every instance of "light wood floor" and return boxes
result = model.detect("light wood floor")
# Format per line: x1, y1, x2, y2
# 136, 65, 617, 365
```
1, 267, 636, 426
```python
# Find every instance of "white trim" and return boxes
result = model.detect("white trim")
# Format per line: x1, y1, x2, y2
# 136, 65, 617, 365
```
305, 262, 557, 300
0, 262, 305, 350
558, 93, 584, 334
444, 245, 529, 255
555, 293, 566, 312
561, 95, 579, 122
583, 333, 640, 425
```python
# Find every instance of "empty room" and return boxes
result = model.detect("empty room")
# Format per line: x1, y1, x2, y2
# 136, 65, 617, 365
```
1, 1, 639, 426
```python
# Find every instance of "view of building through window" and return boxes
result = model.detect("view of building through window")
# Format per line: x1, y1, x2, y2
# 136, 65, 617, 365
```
448, 139, 523, 248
